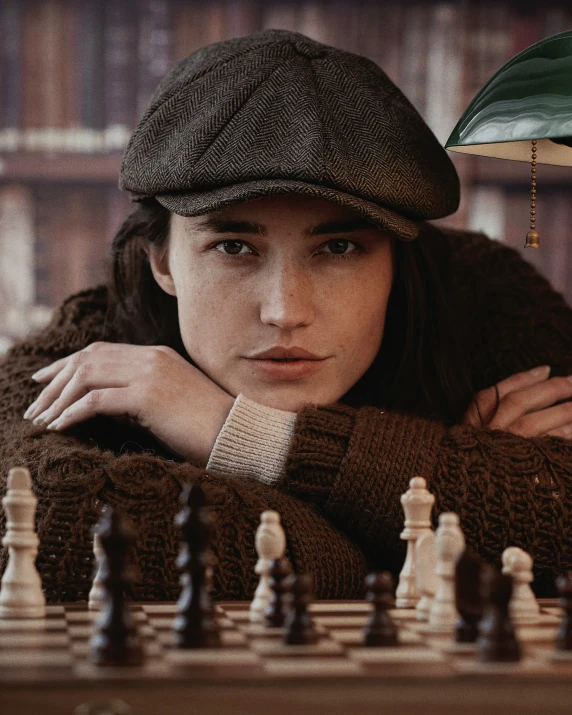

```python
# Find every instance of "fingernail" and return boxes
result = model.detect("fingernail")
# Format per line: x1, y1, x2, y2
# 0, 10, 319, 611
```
23, 402, 36, 420
530, 365, 550, 377
47, 418, 62, 430
33, 411, 48, 426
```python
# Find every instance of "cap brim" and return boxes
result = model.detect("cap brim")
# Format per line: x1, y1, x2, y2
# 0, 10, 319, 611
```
154, 179, 422, 241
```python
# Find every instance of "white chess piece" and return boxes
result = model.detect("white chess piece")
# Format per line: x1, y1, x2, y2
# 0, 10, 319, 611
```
396, 476, 434, 608
502, 546, 540, 622
0, 467, 46, 618
250, 510, 286, 623
415, 530, 437, 621
428, 512, 465, 632
88, 531, 105, 610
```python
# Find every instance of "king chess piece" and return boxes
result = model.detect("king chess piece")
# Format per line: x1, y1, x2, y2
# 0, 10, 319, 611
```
89, 506, 143, 666
396, 476, 434, 608
250, 511, 286, 624
172, 482, 220, 648
0, 467, 46, 618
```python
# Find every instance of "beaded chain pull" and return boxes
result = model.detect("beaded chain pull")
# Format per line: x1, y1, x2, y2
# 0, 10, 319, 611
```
525, 139, 539, 248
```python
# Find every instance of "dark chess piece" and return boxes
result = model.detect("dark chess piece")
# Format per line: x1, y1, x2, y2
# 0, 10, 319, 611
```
455, 548, 484, 643
363, 571, 398, 647
283, 573, 319, 645
89, 506, 143, 666
555, 572, 572, 651
476, 564, 521, 662
172, 482, 220, 649
264, 557, 292, 627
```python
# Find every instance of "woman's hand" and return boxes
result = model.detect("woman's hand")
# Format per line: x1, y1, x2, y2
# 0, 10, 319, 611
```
22, 341, 235, 466
461, 365, 572, 439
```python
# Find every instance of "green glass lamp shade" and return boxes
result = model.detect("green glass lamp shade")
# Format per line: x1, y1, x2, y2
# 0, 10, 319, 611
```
445, 30, 572, 166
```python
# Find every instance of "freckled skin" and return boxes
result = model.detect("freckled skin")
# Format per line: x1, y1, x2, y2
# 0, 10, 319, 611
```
149, 194, 395, 413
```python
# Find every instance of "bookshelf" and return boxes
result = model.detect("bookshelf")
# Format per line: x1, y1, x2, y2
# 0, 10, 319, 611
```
1, 0, 572, 355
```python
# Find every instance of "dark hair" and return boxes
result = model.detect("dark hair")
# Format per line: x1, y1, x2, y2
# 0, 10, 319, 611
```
105, 198, 475, 425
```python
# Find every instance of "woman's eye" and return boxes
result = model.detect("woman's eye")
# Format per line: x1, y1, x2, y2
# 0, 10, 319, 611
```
321, 239, 358, 257
214, 240, 251, 256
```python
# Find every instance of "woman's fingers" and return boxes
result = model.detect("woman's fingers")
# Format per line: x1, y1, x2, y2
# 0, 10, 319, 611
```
462, 365, 552, 428
25, 358, 131, 426
503, 400, 572, 439
46, 387, 135, 431
488, 375, 572, 431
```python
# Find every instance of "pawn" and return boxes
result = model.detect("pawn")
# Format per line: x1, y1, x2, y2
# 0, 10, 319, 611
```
501, 547, 540, 621
89, 506, 143, 666
555, 572, 572, 651
454, 548, 483, 643
283, 573, 318, 645
363, 572, 398, 647
428, 512, 465, 632
476, 565, 521, 662
172, 482, 220, 648
0, 467, 46, 618
264, 557, 291, 627
250, 511, 286, 623
415, 531, 437, 622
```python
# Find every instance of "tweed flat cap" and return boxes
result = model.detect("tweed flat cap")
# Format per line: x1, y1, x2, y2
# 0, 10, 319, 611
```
119, 28, 460, 240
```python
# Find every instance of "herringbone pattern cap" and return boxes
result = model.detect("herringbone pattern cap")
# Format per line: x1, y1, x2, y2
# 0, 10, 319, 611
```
119, 28, 460, 240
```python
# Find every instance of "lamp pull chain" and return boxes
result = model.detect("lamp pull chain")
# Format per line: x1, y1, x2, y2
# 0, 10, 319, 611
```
525, 139, 539, 248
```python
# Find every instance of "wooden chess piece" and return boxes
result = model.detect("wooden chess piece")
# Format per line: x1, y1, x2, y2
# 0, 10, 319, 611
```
454, 548, 483, 643
264, 557, 291, 627
89, 506, 143, 666
363, 571, 398, 647
502, 546, 540, 621
396, 476, 435, 608
415, 530, 437, 622
250, 511, 286, 623
0, 467, 46, 618
283, 573, 318, 645
555, 572, 572, 651
429, 512, 465, 632
88, 530, 105, 611
172, 482, 220, 648
476, 565, 521, 662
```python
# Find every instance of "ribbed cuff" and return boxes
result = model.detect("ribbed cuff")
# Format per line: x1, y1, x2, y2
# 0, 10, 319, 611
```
206, 394, 297, 485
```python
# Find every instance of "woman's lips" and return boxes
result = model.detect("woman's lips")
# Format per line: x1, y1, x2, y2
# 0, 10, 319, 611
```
247, 358, 329, 380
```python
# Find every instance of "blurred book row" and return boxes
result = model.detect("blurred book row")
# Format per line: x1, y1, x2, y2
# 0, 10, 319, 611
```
1, 0, 571, 152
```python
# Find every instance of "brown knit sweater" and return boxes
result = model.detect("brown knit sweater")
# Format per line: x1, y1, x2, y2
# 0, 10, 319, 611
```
1, 225, 572, 601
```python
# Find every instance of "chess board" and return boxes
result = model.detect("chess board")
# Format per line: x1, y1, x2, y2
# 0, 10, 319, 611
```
2, 599, 572, 715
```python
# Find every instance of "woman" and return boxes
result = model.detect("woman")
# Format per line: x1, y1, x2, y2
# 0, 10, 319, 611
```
1, 29, 572, 601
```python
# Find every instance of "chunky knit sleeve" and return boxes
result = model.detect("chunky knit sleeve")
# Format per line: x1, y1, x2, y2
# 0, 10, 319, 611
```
0, 290, 367, 602
279, 231, 572, 596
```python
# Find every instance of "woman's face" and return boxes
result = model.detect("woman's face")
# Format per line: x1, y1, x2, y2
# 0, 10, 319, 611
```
149, 194, 395, 412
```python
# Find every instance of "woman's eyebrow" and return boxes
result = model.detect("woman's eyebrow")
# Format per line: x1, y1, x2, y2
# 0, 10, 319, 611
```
194, 217, 375, 236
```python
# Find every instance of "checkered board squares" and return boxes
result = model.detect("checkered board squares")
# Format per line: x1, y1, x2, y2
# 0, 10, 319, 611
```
0, 599, 569, 683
